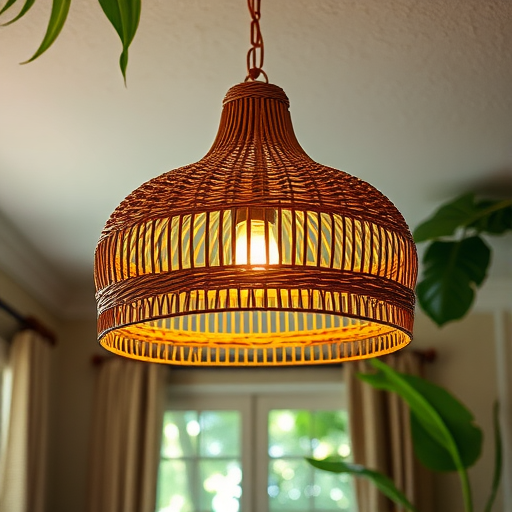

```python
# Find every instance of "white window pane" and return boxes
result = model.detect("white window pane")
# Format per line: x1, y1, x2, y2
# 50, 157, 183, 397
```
269, 410, 311, 457
162, 411, 199, 458
156, 460, 195, 512
314, 469, 357, 511
200, 411, 240, 457
200, 459, 242, 512
157, 409, 242, 512
267, 408, 356, 512
268, 458, 310, 511
311, 410, 350, 460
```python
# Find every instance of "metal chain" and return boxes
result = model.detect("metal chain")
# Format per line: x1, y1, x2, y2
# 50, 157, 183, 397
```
245, 0, 268, 82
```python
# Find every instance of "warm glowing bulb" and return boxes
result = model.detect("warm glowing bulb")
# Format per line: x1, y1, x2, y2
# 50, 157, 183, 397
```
235, 220, 279, 265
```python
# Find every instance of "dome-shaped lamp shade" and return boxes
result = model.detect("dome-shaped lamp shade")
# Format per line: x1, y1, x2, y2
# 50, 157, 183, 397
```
95, 82, 418, 366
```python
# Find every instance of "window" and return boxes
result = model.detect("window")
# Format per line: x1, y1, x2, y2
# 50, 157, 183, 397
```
0, 337, 11, 460
156, 370, 357, 512
158, 404, 244, 512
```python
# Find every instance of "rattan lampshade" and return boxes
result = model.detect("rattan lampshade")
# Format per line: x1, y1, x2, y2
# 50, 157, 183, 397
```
95, 81, 417, 366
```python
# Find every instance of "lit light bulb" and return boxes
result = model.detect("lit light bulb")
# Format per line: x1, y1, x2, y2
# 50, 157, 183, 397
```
235, 219, 279, 266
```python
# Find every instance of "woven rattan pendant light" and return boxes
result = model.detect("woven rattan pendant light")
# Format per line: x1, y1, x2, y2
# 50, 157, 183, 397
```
95, 0, 418, 366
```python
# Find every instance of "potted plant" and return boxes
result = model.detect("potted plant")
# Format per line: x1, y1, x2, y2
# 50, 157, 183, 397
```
307, 193, 511, 511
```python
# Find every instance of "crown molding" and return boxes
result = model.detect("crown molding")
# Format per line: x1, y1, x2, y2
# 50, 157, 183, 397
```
0, 212, 71, 318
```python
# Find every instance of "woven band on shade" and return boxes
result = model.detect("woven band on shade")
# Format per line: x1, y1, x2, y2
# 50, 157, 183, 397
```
95, 81, 418, 366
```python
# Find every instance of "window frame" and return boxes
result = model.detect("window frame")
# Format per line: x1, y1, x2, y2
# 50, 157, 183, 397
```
162, 371, 348, 512
254, 391, 346, 512
162, 393, 254, 512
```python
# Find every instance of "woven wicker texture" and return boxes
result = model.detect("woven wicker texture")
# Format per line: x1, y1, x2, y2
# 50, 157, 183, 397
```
95, 81, 418, 366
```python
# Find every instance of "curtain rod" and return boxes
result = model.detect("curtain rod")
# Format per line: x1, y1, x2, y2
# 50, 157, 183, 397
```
0, 297, 57, 345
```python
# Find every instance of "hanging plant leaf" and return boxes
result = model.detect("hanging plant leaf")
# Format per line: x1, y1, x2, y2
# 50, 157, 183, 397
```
470, 200, 512, 235
22, 0, 71, 63
0, 0, 20, 17
414, 193, 478, 243
416, 236, 491, 326
306, 458, 418, 512
98, 0, 141, 82
484, 402, 503, 512
1, 0, 36, 26
359, 359, 477, 510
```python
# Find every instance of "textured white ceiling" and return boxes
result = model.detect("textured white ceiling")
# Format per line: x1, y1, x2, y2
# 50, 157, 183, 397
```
0, 0, 511, 316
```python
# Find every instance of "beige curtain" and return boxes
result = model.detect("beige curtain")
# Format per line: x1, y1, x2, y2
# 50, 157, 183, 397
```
0, 329, 52, 512
88, 357, 167, 512
345, 351, 434, 512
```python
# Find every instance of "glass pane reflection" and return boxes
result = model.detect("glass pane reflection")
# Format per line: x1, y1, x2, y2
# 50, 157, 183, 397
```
200, 459, 242, 512
268, 458, 310, 511
156, 460, 194, 512
157, 410, 241, 512
268, 408, 356, 512
269, 409, 309, 457
200, 411, 240, 457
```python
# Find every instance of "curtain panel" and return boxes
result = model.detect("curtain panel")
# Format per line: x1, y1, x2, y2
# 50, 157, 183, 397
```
0, 330, 52, 512
88, 357, 166, 512
345, 351, 434, 512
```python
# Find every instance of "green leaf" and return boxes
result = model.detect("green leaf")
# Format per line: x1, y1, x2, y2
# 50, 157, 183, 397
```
21, 0, 71, 63
98, 0, 141, 82
360, 359, 476, 511
416, 236, 491, 326
414, 193, 477, 242
360, 360, 482, 469
414, 194, 512, 243
0, 0, 20, 17
484, 402, 503, 512
408, 377, 482, 471
1, 0, 36, 25
410, 413, 455, 469
471, 200, 512, 235
306, 458, 418, 512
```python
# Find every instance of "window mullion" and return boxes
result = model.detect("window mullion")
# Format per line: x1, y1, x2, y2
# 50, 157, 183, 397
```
254, 393, 271, 512
240, 393, 254, 512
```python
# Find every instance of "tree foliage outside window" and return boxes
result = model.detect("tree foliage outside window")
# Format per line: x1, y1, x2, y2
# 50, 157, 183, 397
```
268, 409, 355, 511
156, 401, 356, 512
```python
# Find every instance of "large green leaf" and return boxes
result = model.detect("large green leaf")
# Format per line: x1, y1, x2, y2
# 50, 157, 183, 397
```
1, 0, 36, 25
416, 236, 491, 326
484, 402, 502, 512
306, 458, 418, 512
414, 194, 512, 242
359, 359, 476, 510
471, 200, 512, 235
22, 0, 71, 63
414, 193, 478, 242
407, 376, 482, 471
98, 0, 141, 82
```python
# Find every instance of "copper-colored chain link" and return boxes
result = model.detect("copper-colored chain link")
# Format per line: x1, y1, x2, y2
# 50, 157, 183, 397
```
245, 0, 268, 82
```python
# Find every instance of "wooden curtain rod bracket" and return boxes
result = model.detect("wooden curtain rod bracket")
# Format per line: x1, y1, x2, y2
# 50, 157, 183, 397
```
24, 316, 57, 345
91, 354, 110, 366
0, 298, 57, 345
413, 348, 437, 363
